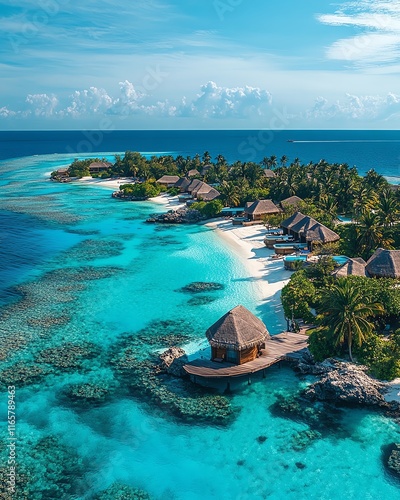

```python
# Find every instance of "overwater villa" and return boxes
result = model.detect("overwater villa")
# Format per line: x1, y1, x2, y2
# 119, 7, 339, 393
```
244, 199, 281, 221
183, 305, 308, 385
206, 305, 269, 365
366, 248, 400, 279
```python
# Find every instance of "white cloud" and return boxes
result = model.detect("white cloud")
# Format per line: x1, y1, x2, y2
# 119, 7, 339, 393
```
177, 81, 272, 118
318, 1, 400, 66
306, 92, 400, 121
0, 81, 273, 120
65, 87, 113, 117
25, 93, 59, 117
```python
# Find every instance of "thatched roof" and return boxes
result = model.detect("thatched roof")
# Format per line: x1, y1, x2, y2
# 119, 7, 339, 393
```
206, 305, 269, 351
306, 223, 340, 243
366, 248, 400, 279
280, 196, 303, 209
188, 169, 200, 177
89, 161, 112, 170
175, 177, 191, 190
244, 199, 281, 216
333, 258, 367, 278
157, 175, 180, 184
201, 164, 213, 175
280, 211, 307, 229
263, 169, 276, 178
187, 179, 202, 193
199, 188, 220, 201
290, 215, 318, 235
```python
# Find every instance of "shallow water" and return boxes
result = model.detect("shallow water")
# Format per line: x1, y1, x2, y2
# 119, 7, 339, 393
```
0, 154, 399, 499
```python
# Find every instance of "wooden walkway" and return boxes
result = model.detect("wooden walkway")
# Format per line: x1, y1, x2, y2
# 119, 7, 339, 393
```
183, 332, 308, 379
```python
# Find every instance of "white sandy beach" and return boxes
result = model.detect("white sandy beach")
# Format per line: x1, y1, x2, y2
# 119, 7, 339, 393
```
73, 176, 135, 190
206, 220, 291, 331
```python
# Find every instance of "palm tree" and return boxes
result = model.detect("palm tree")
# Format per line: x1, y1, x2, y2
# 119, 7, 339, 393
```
219, 181, 240, 207
318, 279, 384, 361
377, 188, 400, 229
280, 155, 288, 167
356, 211, 394, 258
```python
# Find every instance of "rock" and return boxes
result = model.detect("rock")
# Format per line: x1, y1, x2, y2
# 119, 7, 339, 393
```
256, 435, 268, 443
146, 208, 205, 224
290, 429, 322, 451
159, 347, 188, 377
179, 282, 225, 294
296, 351, 337, 375
303, 361, 388, 408
295, 462, 306, 469
384, 443, 400, 478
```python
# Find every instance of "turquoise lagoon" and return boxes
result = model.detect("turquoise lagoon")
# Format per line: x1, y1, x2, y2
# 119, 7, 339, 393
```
0, 154, 399, 499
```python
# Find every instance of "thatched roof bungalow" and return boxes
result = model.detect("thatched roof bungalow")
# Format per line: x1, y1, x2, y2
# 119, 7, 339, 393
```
156, 175, 180, 187
280, 196, 303, 210
89, 161, 112, 173
187, 178, 203, 194
206, 305, 269, 365
366, 248, 400, 279
199, 188, 220, 201
244, 199, 281, 221
188, 169, 200, 177
175, 177, 191, 192
332, 258, 367, 278
263, 169, 276, 178
306, 223, 340, 245
281, 211, 307, 233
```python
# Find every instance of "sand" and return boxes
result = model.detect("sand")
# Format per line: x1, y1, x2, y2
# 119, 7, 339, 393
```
384, 378, 400, 403
206, 220, 291, 329
74, 176, 135, 190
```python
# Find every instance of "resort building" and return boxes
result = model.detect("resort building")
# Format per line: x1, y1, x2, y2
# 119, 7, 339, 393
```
244, 199, 281, 221
332, 258, 368, 278
156, 175, 180, 188
280, 211, 340, 250
190, 181, 220, 201
187, 169, 200, 177
263, 169, 276, 178
198, 188, 220, 201
366, 248, 400, 279
279, 196, 303, 211
206, 305, 269, 365
174, 177, 191, 192
88, 161, 112, 173
201, 164, 212, 176
187, 178, 203, 194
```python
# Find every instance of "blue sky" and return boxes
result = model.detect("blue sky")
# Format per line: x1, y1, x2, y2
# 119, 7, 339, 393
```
1, 0, 400, 129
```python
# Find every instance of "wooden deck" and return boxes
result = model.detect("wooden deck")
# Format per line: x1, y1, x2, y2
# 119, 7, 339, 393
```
183, 332, 308, 379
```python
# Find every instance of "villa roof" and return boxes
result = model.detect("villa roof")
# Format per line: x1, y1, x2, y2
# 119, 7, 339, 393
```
366, 248, 400, 279
244, 199, 281, 216
206, 305, 270, 351
290, 215, 319, 235
263, 169, 276, 178
188, 169, 200, 177
89, 161, 112, 170
157, 175, 180, 184
187, 179, 203, 193
198, 188, 220, 201
305, 223, 340, 243
175, 177, 191, 189
280, 196, 303, 209
333, 258, 367, 278
280, 211, 307, 229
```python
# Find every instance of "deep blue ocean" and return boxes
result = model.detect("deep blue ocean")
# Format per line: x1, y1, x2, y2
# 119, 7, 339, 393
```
1, 129, 400, 183
0, 131, 400, 499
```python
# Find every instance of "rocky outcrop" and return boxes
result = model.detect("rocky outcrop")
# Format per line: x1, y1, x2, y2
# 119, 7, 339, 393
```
112, 191, 146, 201
296, 351, 337, 375
146, 208, 205, 224
159, 347, 188, 377
385, 443, 400, 478
303, 360, 388, 408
